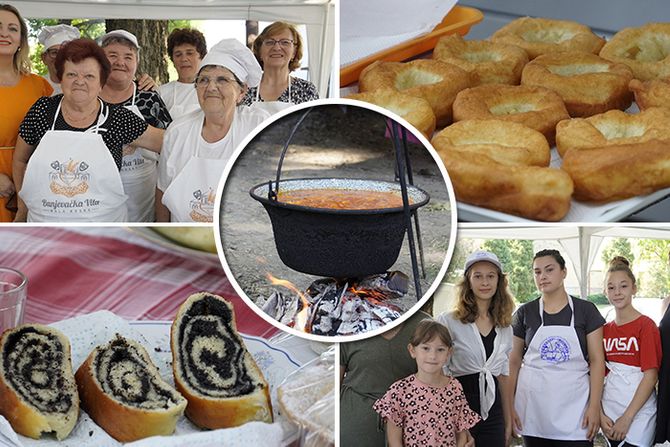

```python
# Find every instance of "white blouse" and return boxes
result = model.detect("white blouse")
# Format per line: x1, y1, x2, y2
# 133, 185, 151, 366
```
437, 311, 512, 420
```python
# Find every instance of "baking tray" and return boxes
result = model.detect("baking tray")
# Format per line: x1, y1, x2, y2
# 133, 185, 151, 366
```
456, 106, 670, 222
340, 5, 483, 87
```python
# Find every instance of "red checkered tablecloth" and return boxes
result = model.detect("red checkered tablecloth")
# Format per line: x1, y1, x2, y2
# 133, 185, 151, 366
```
0, 227, 277, 338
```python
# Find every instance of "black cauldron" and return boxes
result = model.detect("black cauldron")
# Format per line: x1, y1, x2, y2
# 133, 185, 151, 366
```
250, 178, 429, 278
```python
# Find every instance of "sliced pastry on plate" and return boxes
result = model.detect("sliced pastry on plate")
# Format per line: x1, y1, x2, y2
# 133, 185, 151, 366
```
171, 292, 273, 429
0, 324, 79, 440
75, 335, 187, 442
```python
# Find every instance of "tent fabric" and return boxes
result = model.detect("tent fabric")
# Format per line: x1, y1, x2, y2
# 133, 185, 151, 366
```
458, 225, 670, 298
16, 0, 334, 98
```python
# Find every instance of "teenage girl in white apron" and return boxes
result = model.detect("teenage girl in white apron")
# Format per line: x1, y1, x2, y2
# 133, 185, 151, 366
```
601, 257, 661, 447
510, 249, 605, 447
120, 83, 158, 222
19, 98, 128, 222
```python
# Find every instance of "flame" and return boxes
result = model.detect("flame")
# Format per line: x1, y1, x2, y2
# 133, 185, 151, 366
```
66, 159, 77, 173
266, 273, 311, 333
207, 188, 216, 203
348, 286, 390, 305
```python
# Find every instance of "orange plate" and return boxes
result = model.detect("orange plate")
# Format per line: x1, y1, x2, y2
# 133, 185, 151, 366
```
340, 5, 483, 87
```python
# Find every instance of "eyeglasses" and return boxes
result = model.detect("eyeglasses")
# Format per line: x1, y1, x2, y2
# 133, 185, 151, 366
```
195, 76, 237, 88
262, 39, 294, 48
45, 48, 59, 58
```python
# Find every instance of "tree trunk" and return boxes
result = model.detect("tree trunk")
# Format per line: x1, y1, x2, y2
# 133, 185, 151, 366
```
105, 19, 169, 84
246, 20, 259, 49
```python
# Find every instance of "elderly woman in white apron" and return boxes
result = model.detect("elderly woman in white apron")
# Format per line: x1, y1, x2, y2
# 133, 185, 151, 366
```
601, 257, 661, 447
509, 249, 606, 447
437, 250, 515, 447
158, 28, 207, 119
242, 22, 319, 114
99, 29, 172, 222
12, 38, 163, 222
156, 38, 269, 223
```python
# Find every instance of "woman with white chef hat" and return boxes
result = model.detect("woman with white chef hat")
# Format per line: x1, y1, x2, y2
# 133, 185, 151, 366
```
99, 29, 172, 222
509, 249, 606, 447
156, 38, 269, 223
37, 24, 80, 95
437, 250, 515, 447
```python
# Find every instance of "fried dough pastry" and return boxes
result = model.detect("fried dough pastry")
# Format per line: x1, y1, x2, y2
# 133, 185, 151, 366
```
432, 120, 572, 221
600, 23, 670, 81
491, 17, 605, 59
521, 51, 633, 117
347, 90, 436, 137
452, 84, 569, 145
358, 59, 472, 127
433, 35, 529, 85
562, 139, 670, 202
555, 107, 670, 157
629, 77, 670, 110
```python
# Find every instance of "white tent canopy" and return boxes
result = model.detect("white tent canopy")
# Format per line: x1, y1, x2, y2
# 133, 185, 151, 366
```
458, 225, 670, 298
14, 0, 335, 98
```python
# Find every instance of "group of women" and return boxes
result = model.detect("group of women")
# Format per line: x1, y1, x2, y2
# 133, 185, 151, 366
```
0, 4, 318, 222
341, 249, 670, 447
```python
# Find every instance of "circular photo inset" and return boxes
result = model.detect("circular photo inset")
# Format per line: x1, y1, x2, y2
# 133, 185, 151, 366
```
217, 99, 457, 341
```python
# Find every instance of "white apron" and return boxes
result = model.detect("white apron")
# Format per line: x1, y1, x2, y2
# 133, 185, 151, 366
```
20, 98, 128, 222
161, 140, 226, 223
169, 82, 199, 118
119, 83, 157, 222
514, 297, 591, 440
602, 361, 656, 447
250, 76, 293, 114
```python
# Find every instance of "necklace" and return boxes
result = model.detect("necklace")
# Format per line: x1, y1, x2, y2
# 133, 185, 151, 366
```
62, 103, 99, 123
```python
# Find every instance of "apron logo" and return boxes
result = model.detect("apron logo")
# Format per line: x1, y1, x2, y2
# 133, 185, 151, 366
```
189, 187, 215, 222
540, 336, 571, 363
49, 159, 90, 197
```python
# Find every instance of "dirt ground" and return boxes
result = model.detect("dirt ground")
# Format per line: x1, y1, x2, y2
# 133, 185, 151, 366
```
219, 104, 453, 316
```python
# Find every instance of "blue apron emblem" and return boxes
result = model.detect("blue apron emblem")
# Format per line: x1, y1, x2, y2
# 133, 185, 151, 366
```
540, 336, 570, 363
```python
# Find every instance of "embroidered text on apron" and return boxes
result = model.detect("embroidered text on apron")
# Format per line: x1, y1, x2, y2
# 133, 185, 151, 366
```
514, 296, 591, 440
160, 117, 227, 223
602, 361, 656, 447
19, 98, 128, 222
120, 83, 157, 222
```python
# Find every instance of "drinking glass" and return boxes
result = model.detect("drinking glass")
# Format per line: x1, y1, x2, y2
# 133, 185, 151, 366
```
0, 267, 27, 333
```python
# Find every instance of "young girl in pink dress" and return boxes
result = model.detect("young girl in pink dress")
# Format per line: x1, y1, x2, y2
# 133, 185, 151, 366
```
374, 319, 480, 447
601, 256, 662, 447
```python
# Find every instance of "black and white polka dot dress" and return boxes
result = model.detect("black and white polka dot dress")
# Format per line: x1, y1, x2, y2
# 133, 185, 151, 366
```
19, 94, 148, 170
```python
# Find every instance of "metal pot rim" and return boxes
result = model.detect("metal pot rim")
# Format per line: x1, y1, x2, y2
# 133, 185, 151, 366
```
249, 177, 430, 215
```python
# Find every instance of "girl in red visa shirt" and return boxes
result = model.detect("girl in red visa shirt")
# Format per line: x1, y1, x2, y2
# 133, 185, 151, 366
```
374, 319, 480, 447
601, 256, 662, 447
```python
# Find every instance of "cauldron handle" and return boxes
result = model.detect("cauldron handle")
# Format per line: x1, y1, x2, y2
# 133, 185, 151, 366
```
268, 108, 313, 201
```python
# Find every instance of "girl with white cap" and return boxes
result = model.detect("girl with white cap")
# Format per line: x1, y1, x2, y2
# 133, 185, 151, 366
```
156, 38, 269, 222
510, 249, 606, 447
601, 256, 661, 447
437, 250, 515, 447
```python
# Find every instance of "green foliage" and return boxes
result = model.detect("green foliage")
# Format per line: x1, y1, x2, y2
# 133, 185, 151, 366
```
601, 238, 635, 268
587, 293, 609, 305
637, 239, 670, 297
483, 239, 535, 303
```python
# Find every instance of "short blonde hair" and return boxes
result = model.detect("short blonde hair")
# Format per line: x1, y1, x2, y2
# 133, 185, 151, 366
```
1, 4, 31, 74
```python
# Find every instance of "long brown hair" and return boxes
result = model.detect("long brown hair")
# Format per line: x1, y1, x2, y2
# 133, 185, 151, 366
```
454, 263, 515, 327
1, 4, 31, 74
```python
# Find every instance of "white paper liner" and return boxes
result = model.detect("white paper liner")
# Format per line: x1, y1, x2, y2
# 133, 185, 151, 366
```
0, 311, 287, 447
340, 0, 458, 67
